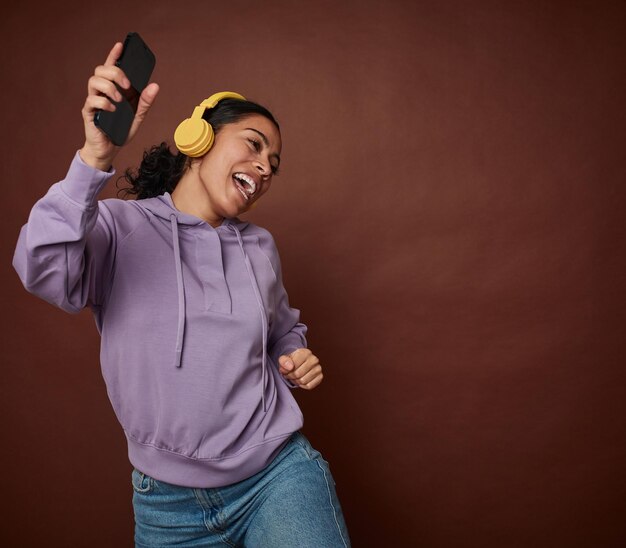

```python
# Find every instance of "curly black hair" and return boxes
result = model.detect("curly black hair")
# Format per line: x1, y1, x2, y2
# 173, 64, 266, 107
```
118, 142, 186, 199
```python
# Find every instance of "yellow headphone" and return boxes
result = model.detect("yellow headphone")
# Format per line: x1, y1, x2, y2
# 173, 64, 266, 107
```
174, 91, 246, 157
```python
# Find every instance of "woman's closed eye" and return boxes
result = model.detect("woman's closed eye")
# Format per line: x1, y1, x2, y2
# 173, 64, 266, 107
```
247, 138, 261, 152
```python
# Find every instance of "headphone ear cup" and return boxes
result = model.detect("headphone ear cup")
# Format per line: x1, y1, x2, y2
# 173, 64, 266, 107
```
174, 93, 245, 157
174, 117, 215, 157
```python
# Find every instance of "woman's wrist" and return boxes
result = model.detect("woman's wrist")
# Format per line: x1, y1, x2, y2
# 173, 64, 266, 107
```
79, 145, 114, 172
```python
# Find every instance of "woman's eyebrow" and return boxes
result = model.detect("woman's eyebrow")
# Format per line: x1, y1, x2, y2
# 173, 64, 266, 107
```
245, 128, 281, 165
245, 128, 269, 146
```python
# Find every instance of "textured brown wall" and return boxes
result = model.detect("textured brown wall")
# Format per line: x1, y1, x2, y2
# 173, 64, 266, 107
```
2, 1, 625, 546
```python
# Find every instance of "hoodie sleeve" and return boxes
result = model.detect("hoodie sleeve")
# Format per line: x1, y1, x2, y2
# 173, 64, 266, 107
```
262, 233, 308, 375
13, 152, 117, 314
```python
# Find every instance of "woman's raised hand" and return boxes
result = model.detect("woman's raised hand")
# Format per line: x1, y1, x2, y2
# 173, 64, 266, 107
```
80, 42, 159, 170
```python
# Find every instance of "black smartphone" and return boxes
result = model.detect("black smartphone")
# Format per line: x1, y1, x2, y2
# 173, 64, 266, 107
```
93, 32, 156, 146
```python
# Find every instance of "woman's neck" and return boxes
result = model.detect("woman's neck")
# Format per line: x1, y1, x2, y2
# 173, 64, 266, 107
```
170, 174, 224, 228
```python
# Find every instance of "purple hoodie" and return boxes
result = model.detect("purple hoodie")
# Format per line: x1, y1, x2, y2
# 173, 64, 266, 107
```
13, 152, 306, 488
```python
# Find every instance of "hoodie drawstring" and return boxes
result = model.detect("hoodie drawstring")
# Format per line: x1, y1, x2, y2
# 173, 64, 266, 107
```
170, 214, 186, 368
168, 215, 269, 412
230, 224, 270, 412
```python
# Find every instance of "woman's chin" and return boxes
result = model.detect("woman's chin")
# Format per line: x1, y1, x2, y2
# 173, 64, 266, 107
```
229, 192, 256, 217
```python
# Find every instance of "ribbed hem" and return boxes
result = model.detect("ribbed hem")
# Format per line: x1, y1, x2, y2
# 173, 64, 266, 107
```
126, 434, 293, 488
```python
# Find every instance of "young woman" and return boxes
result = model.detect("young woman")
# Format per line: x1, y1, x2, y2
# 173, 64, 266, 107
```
13, 42, 350, 547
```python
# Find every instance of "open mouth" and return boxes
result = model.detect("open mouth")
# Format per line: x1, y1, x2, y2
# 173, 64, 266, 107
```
233, 173, 257, 201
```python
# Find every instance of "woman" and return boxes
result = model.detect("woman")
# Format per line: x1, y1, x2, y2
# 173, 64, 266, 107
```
13, 42, 350, 547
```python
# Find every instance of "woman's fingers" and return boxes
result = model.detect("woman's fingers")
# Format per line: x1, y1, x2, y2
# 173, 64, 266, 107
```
128, 82, 159, 140
87, 43, 131, 109
92, 65, 131, 93
297, 365, 323, 386
103, 42, 123, 67
79, 43, 127, 168
135, 83, 160, 121
83, 41, 159, 148
278, 349, 324, 390
290, 352, 315, 375
82, 94, 116, 115
300, 373, 324, 390
87, 75, 123, 103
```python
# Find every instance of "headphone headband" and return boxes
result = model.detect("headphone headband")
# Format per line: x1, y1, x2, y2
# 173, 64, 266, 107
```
200, 91, 246, 110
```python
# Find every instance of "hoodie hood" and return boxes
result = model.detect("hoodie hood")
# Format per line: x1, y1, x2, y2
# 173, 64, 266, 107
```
140, 191, 250, 231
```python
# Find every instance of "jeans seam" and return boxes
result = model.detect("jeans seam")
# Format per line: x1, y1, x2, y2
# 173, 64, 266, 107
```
192, 489, 237, 547
316, 460, 348, 548
193, 489, 218, 535
292, 434, 315, 460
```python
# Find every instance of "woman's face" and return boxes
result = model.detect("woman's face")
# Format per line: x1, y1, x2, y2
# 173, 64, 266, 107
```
193, 114, 282, 221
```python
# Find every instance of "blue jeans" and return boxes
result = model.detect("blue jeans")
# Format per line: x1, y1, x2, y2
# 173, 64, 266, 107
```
132, 432, 351, 547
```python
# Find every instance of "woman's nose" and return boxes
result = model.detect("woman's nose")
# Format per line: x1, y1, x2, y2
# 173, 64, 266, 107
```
254, 158, 271, 178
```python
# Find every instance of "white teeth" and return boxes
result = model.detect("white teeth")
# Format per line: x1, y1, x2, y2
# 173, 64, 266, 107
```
236, 186, 249, 201
233, 173, 257, 196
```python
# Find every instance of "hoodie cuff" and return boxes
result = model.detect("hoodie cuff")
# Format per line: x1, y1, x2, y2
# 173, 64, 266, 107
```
59, 151, 116, 208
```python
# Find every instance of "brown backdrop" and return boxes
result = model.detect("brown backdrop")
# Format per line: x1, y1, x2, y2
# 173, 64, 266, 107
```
2, 1, 625, 546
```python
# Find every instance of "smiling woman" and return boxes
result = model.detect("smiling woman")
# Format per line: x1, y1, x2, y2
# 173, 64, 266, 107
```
12, 41, 350, 547
171, 113, 282, 224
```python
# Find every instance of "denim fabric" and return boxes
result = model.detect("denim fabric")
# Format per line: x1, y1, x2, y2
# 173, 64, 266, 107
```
132, 432, 351, 547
